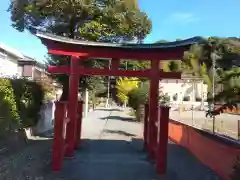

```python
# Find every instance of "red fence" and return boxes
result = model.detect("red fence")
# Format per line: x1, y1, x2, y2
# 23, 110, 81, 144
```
143, 104, 170, 174
168, 119, 240, 180
52, 101, 83, 171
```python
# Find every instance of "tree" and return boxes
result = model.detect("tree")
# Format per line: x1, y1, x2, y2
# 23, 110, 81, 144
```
9, 0, 152, 100
181, 37, 240, 116
115, 77, 139, 105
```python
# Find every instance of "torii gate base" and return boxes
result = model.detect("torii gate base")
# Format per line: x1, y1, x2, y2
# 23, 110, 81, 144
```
36, 32, 200, 175
52, 101, 83, 171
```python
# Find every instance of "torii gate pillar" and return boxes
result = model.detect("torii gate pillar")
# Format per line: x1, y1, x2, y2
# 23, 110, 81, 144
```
65, 56, 79, 157
148, 59, 160, 159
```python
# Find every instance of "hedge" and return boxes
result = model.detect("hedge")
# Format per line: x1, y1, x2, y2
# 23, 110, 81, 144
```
0, 78, 20, 134
0, 78, 45, 133
10, 78, 44, 128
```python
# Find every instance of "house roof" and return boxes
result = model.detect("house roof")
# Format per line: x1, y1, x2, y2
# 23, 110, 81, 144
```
18, 55, 46, 69
0, 43, 24, 58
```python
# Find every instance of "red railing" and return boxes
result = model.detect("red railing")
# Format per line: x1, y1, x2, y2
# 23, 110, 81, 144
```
143, 104, 170, 174
52, 101, 83, 171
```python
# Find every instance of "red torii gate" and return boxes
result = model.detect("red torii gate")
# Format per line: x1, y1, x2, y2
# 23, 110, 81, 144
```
36, 32, 201, 174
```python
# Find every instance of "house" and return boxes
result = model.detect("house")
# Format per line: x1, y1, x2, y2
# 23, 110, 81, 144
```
0, 42, 62, 99
0, 43, 24, 77
160, 74, 208, 110
160, 74, 208, 102
18, 55, 48, 80
0, 42, 47, 80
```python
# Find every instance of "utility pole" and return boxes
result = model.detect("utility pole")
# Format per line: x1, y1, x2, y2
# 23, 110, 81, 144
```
105, 59, 111, 108
211, 51, 218, 133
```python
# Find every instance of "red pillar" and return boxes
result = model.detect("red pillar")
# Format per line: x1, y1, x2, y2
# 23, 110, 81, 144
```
52, 101, 66, 171
75, 101, 83, 149
148, 59, 160, 160
65, 56, 79, 157
156, 106, 170, 174
143, 104, 149, 149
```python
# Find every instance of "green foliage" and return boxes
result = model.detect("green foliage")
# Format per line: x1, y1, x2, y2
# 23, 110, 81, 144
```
116, 77, 139, 103
168, 61, 181, 72
128, 81, 170, 112
172, 93, 178, 101
0, 78, 20, 134
159, 93, 170, 105
10, 78, 45, 128
128, 82, 148, 111
181, 37, 240, 115
9, 0, 152, 100
183, 96, 190, 101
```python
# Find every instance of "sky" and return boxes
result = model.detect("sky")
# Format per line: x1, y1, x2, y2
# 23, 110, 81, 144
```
0, 0, 240, 62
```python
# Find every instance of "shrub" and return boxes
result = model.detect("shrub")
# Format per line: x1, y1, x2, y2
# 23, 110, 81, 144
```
10, 78, 45, 128
172, 93, 178, 101
128, 84, 148, 111
36, 77, 56, 102
116, 77, 139, 104
128, 82, 148, 121
0, 78, 20, 134
196, 97, 202, 102
128, 81, 170, 121
159, 93, 170, 105
183, 96, 190, 101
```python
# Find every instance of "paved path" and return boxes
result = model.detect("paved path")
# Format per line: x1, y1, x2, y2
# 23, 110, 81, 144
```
0, 107, 221, 180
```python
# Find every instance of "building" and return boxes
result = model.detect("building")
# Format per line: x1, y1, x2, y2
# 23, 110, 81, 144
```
160, 74, 208, 103
0, 42, 62, 100
18, 55, 48, 80
0, 43, 24, 77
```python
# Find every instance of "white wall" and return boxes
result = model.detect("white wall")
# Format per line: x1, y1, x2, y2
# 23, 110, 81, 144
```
160, 79, 208, 102
0, 52, 20, 77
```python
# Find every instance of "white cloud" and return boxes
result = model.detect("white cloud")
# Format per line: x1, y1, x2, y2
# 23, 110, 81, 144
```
168, 12, 200, 24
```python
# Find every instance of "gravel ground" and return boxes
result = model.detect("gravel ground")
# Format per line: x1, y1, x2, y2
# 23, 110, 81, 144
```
0, 107, 222, 180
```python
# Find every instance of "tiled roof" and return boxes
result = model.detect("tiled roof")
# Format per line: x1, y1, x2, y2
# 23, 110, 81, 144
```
36, 31, 205, 50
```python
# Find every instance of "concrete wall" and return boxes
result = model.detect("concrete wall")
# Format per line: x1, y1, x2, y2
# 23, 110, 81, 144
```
34, 100, 55, 134
168, 119, 240, 180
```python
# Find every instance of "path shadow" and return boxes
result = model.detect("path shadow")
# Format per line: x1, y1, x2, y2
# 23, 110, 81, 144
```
77, 138, 144, 154
100, 115, 136, 122
103, 129, 136, 137
95, 108, 123, 112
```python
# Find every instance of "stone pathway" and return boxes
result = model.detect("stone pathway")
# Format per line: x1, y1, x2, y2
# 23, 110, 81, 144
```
0, 107, 222, 180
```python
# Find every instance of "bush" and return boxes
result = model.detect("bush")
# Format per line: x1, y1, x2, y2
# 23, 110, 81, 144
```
10, 78, 45, 128
196, 97, 202, 102
128, 85, 148, 111
128, 81, 170, 121
172, 93, 178, 101
159, 93, 170, 105
128, 83, 148, 121
0, 78, 20, 134
183, 96, 190, 101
